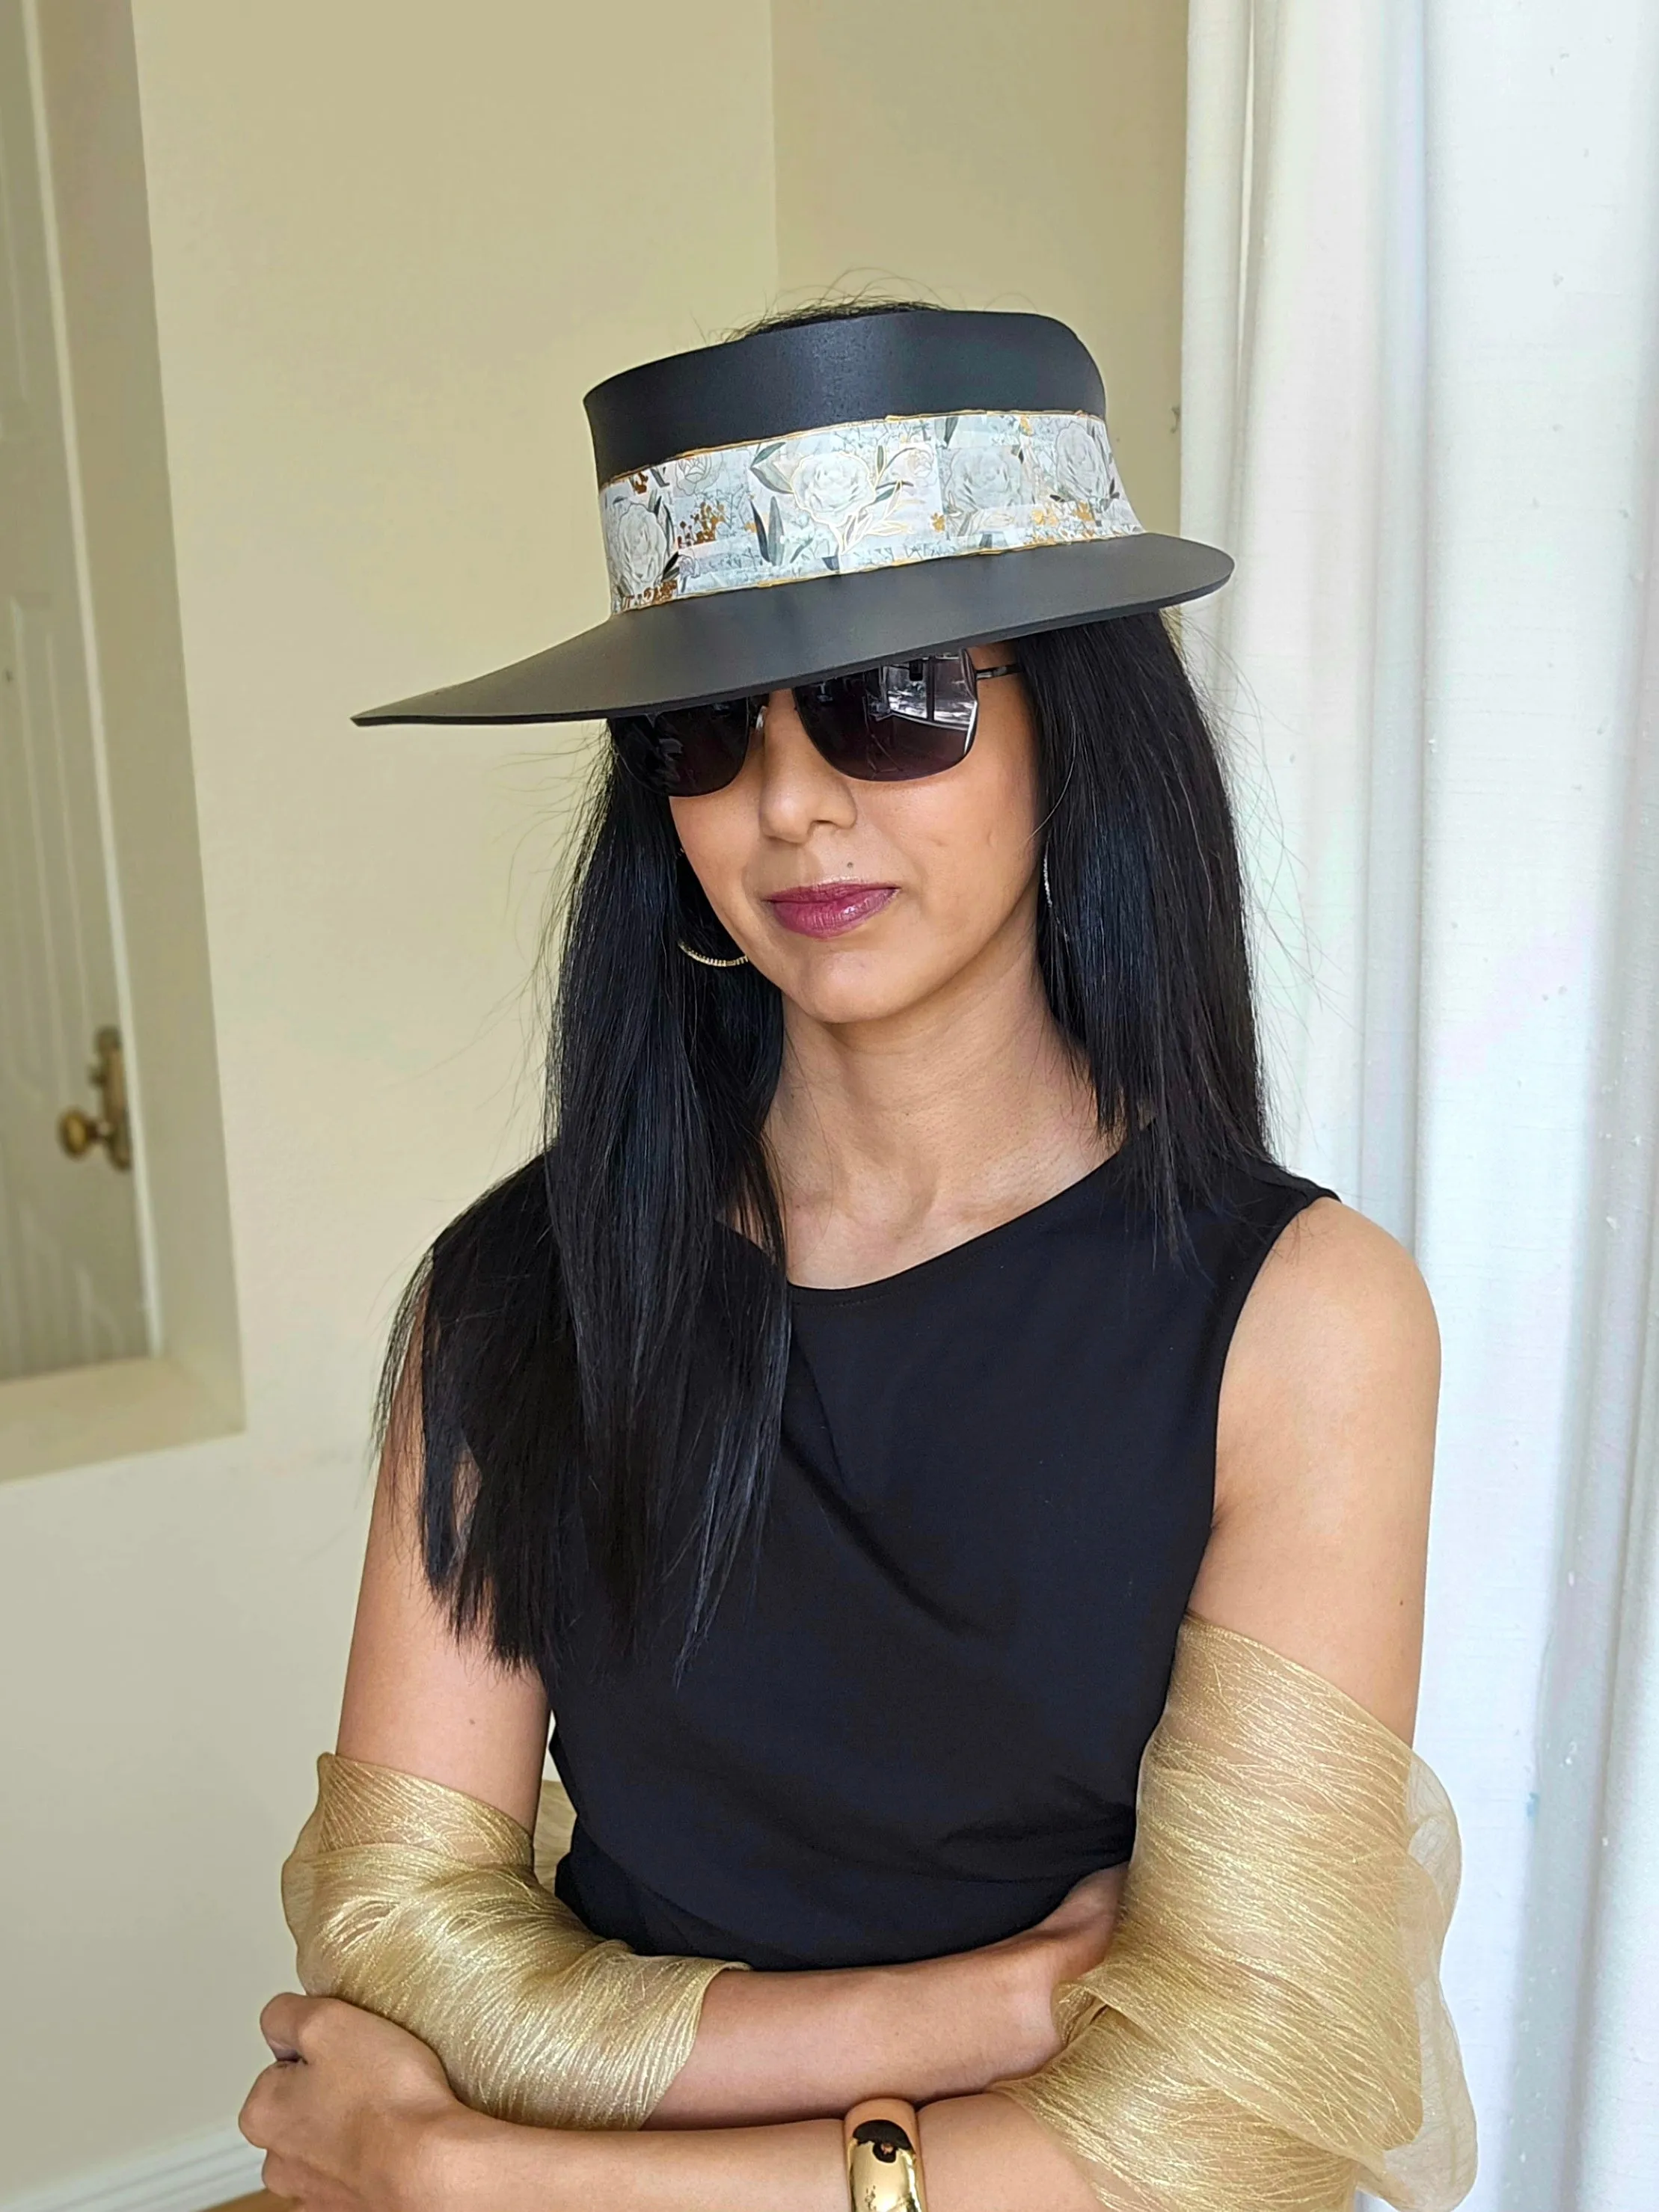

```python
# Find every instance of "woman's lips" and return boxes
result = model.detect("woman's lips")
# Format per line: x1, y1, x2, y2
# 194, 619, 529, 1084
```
764, 882, 898, 938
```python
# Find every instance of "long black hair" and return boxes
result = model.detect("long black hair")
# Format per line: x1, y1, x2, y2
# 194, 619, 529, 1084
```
378, 301, 1268, 1682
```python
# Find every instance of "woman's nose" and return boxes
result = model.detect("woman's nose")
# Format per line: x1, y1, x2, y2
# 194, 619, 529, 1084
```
753, 689, 858, 838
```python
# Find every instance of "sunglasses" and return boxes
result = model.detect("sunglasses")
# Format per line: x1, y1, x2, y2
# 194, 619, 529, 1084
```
610, 651, 1021, 799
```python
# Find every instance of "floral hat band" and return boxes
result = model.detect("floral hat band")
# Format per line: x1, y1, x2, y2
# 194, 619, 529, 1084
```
598, 407, 1142, 615
354, 308, 1232, 728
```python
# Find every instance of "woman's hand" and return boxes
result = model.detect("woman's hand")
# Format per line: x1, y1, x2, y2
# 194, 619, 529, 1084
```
241, 1994, 850, 2212
978, 1862, 1125, 2077
239, 1994, 467, 2211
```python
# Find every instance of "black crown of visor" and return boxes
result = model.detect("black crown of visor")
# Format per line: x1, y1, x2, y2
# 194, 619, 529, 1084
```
354, 307, 1232, 728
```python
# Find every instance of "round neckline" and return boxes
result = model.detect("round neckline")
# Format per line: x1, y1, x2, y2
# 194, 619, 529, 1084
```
785, 1122, 1147, 1309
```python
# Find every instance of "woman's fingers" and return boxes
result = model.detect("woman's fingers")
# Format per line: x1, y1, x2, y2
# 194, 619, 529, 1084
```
1038, 1866, 1124, 1935
259, 1989, 316, 2060
1032, 1866, 1126, 1985
256, 2156, 302, 2200
239, 2057, 289, 2149
240, 1990, 461, 2211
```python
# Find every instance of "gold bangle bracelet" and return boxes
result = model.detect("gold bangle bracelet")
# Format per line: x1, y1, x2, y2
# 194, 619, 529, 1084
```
844, 2098, 927, 2212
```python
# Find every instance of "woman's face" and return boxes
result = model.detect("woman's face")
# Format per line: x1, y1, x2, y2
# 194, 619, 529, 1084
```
669, 645, 1043, 1027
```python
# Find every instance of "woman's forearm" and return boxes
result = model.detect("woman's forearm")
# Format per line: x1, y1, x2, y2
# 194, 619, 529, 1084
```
649, 1866, 1125, 2127
429, 2107, 847, 2212
920, 2093, 1101, 2211
648, 1941, 1053, 2125
427, 2094, 1097, 2212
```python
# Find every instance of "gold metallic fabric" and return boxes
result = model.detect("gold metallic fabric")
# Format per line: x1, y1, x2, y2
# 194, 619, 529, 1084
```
281, 1753, 741, 2129
282, 1619, 1475, 2202
996, 1616, 1477, 2211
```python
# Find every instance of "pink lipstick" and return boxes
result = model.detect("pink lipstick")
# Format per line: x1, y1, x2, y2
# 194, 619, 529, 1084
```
764, 881, 898, 938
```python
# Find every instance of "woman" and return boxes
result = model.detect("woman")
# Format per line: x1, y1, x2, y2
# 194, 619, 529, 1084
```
243, 301, 1474, 2210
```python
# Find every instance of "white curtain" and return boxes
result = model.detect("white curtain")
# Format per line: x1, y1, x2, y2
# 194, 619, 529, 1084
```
1180, 4, 1659, 2206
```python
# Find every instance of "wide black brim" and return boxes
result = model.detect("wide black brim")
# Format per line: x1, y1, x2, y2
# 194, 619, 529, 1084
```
352, 532, 1232, 725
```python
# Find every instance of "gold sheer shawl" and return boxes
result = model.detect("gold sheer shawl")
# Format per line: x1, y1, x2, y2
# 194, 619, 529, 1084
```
280, 1616, 1476, 2207
280, 1752, 742, 2129
994, 1616, 1477, 2210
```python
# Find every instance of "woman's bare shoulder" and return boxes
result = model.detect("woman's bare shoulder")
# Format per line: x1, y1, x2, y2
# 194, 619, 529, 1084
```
1229, 1195, 1440, 1428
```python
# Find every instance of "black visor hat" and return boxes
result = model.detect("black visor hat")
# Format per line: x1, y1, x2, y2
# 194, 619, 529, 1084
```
353, 307, 1232, 728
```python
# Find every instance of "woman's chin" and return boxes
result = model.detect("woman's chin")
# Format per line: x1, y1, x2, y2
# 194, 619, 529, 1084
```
765, 956, 938, 1030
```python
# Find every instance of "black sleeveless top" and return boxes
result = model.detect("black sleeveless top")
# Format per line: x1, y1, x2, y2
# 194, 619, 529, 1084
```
529, 1140, 1333, 1972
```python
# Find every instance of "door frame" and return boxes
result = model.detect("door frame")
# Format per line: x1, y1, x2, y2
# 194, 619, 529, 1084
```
1, 0, 242, 1481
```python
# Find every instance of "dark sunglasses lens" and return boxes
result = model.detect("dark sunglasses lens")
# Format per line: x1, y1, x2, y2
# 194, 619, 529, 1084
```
796, 655, 978, 781
611, 701, 754, 796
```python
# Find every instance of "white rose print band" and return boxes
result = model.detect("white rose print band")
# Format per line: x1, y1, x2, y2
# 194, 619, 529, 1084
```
598, 408, 1143, 615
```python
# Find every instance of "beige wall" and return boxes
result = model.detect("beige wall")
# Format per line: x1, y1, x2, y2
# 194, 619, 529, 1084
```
0, 2, 1184, 2191
772, 0, 1188, 535
0, 1, 774, 2187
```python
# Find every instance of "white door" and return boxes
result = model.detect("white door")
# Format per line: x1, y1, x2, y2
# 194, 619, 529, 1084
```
0, 0, 147, 1381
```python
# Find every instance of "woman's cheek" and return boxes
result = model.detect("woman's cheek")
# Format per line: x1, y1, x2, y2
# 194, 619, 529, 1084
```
671, 813, 746, 920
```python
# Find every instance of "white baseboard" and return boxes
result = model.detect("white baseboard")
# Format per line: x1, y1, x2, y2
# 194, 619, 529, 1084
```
1, 2125, 263, 2212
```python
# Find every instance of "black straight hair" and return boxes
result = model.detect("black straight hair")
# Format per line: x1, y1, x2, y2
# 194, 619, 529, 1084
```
376, 301, 1268, 1683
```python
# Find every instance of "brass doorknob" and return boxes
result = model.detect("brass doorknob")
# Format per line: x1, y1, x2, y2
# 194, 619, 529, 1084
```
57, 1024, 132, 1172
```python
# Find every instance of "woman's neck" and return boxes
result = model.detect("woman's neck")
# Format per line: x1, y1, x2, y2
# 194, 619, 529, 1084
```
764, 934, 1114, 1291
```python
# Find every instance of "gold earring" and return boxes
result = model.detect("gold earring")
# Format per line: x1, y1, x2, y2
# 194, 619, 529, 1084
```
677, 941, 748, 969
